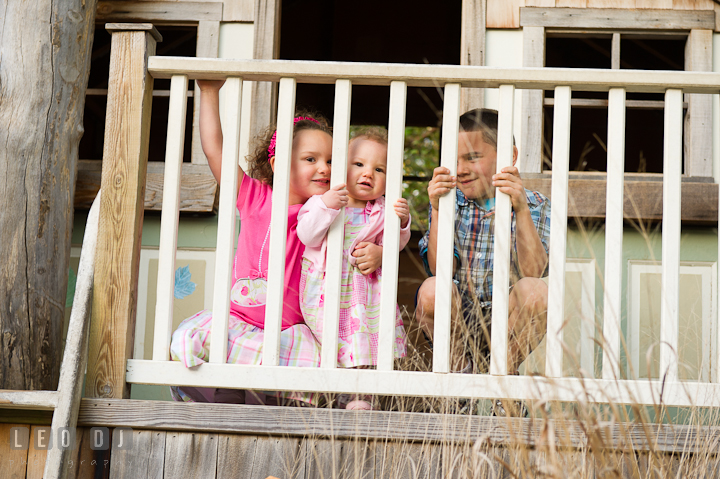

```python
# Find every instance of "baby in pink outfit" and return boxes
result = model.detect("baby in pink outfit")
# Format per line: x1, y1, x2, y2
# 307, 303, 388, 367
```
297, 128, 411, 410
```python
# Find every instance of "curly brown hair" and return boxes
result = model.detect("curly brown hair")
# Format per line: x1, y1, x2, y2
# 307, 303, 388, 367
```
246, 110, 332, 188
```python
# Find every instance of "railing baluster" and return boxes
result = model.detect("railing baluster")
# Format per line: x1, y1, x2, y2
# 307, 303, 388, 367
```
209, 77, 243, 364
377, 81, 407, 372
545, 86, 572, 378
152, 74, 188, 361
321, 79, 352, 369
263, 78, 297, 366
602, 87, 626, 380
660, 88, 683, 383
433, 83, 461, 374
490, 84, 515, 377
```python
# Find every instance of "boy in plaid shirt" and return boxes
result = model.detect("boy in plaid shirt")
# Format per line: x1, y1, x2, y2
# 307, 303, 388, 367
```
417, 108, 551, 379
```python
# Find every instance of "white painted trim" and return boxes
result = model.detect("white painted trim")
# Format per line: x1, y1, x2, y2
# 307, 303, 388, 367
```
126, 359, 720, 408
378, 81, 407, 372
490, 85, 515, 377
321, 79, 351, 369
209, 77, 243, 365
545, 86, 571, 379
153, 74, 188, 362
433, 83, 461, 374
147, 57, 720, 94
661, 89, 683, 383
628, 261, 715, 383
263, 78, 296, 366
565, 259, 596, 377
602, 88, 626, 381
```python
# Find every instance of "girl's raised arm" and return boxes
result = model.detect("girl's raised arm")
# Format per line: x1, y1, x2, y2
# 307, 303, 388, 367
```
197, 80, 244, 188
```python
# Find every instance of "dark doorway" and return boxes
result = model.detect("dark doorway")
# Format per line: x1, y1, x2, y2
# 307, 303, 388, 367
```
279, 0, 462, 127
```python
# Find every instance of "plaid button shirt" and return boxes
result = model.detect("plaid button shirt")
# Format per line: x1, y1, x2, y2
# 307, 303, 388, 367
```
419, 188, 551, 310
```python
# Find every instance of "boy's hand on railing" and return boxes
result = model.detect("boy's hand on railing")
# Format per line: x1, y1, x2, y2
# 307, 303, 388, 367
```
321, 183, 349, 210
353, 243, 382, 275
197, 79, 226, 92
492, 166, 529, 213
428, 166, 456, 211
394, 198, 410, 228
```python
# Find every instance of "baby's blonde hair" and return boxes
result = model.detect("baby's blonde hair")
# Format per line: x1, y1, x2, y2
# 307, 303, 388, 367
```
349, 126, 388, 147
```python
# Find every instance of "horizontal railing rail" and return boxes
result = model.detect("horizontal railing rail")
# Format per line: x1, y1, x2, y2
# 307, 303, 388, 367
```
126, 57, 720, 409
147, 57, 720, 93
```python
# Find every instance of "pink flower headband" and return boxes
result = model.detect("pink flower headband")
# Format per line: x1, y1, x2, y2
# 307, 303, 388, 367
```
267, 116, 320, 159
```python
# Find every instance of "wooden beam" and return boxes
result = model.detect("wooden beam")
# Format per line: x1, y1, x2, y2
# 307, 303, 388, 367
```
220, 0, 255, 22
487, 0, 522, 29
75, 161, 218, 213
520, 7, 716, 30
684, 29, 713, 177
86, 24, 159, 399
637, 0, 673, 8
191, 20, 220, 166
250, 0, 281, 140
77, 398, 720, 454
520, 26, 545, 173
611, 32, 620, 69
674, 0, 715, 10
96, 1, 223, 23
587, 0, 626, 7
522, 176, 719, 223
460, 0, 486, 112
544, 97, 686, 109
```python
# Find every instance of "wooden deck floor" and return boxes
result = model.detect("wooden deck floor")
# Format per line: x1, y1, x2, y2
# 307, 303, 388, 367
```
3, 399, 720, 478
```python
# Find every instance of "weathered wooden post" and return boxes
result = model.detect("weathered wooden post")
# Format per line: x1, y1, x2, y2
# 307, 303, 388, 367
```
86, 23, 161, 399
0, 0, 97, 391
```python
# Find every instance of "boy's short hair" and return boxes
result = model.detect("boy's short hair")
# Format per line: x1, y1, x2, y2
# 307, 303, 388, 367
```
459, 108, 514, 150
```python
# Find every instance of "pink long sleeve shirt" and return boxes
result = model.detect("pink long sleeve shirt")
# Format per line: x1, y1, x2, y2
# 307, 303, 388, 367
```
296, 195, 411, 272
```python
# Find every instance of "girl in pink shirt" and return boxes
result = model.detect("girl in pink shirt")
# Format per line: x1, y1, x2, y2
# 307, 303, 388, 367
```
297, 128, 410, 410
169, 80, 331, 406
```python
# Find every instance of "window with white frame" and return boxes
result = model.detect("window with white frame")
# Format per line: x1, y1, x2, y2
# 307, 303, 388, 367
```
627, 261, 716, 382
519, 8, 714, 178
543, 33, 686, 174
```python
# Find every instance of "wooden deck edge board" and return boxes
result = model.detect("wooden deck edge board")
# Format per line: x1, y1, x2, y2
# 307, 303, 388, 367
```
77, 398, 720, 454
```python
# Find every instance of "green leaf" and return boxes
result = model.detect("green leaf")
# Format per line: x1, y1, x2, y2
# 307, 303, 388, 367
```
66, 267, 77, 308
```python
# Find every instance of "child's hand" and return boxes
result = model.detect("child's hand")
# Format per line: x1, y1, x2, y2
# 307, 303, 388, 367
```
492, 166, 529, 212
321, 184, 349, 210
353, 243, 382, 275
197, 79, 226, 92
428, 166, 456, 211
394, 198, 410, 228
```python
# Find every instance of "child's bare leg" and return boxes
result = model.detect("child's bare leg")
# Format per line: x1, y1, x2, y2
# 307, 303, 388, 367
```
415, 277, 469, 372
343, 366, 373, 410
507, 277, 548, 373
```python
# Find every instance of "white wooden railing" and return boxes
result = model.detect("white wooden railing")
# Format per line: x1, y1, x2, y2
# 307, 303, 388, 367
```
126, 57, 720, 408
